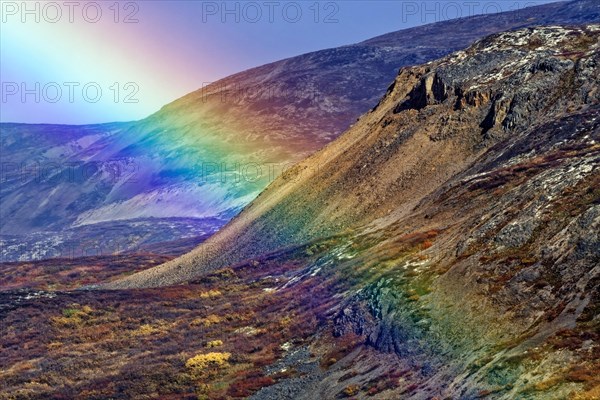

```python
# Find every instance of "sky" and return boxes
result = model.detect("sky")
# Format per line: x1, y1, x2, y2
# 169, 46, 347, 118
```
0, 0, 564, 124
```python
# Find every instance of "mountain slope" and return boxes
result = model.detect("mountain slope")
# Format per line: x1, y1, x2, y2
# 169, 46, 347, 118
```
111, 24, 600, 287
107, 25, 600, 399
2, 0, 599, 262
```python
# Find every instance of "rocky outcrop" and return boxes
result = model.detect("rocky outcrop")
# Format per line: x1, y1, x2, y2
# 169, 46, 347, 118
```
393, 72, 451, 112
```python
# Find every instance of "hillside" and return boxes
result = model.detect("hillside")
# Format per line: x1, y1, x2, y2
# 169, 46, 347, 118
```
3, 0, 599, 261
105, 25, 600, 399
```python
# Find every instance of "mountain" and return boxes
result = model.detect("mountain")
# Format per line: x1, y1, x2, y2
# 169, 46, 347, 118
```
107, 25, 600, 399
2, 0, 599, 262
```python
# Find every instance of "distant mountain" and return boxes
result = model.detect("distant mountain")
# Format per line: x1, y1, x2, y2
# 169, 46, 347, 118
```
108, 25, 600, 398
2, 0, 599, 261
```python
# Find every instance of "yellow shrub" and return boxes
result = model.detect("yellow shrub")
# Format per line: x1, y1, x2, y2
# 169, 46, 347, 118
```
191, 314, 222, 327
200, 289, 222, 298
132, 324, 160, 336
81, 305, 94, 314
51, 305, 94, 327
186, 352, 231, 379
343, 384, 360, 396
205, 340, 223, 348
130, 320, 169, 336
51, 316, 79, 327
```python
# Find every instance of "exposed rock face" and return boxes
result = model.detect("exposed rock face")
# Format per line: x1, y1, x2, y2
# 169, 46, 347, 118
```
3, 0, 599, 261
109, 25, 600, 399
